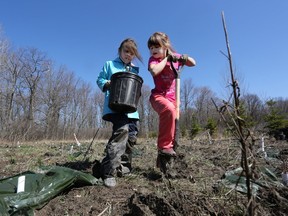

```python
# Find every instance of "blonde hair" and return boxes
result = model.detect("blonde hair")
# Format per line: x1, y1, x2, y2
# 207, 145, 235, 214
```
118, 38, 142, 62
147, 32, 175, 53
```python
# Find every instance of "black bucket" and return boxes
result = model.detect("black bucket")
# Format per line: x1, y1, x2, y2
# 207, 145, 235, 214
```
109, 72, 143, 113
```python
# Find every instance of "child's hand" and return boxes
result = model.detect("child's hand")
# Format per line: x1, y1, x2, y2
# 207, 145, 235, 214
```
178, 54, 188, 64
166, 50, 178, 62
167, 54, 178, 62
104, 80, 111, 90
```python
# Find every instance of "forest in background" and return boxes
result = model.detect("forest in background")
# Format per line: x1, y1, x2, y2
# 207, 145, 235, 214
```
1, 27, 288, 142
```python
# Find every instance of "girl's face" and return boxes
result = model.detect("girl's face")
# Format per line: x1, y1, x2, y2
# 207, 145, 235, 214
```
149, 45, 166, 59
120, 47, 134, 64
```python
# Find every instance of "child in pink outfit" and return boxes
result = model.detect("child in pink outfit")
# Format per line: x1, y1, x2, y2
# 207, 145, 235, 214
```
147, 32, 196, 157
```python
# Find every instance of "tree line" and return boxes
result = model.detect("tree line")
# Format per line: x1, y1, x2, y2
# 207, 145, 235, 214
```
1, 28, 287, 142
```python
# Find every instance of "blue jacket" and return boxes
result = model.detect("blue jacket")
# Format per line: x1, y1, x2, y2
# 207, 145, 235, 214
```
97, 57, 140, 121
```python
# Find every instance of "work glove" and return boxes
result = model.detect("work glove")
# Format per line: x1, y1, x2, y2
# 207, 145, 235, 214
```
178, 54, 188, 64
166, 50, 178, 62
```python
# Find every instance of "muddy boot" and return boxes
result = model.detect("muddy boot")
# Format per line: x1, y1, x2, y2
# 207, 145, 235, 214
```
120, 140, 134, 175
165, 157, 177, 179
116, 164, 131, 177
118, 152, 132, 177
119, 154, 132, 176
157, 152, 177, 178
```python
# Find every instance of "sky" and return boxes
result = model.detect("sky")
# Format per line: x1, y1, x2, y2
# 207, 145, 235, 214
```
1, 0, 288, 100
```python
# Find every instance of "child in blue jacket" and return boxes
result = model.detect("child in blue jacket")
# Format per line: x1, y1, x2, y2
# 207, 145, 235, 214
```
96, 38, 142, 187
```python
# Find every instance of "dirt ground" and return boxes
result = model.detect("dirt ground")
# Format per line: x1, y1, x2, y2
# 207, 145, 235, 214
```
1, 138, 288, 215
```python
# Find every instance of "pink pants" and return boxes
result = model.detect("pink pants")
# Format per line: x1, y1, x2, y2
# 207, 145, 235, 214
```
150, 94, 176, 150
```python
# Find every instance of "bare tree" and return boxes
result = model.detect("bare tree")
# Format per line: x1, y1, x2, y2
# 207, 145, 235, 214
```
0, 25, 9, 62
1, 49, 26, 129
92, 87, 105, 127
0, 26, 9, 135
0, 28, 11, 132
58, 71, 78, 139
37, 65, 76, 139
20, 48, 50, 138
137, 84, 151, 137
274, 97, 288, 117
193, 86, 216, 126
241, 93, 264, 128
74, 81, 93, 135
180, 78, 196, 131
215, 12, 255, 215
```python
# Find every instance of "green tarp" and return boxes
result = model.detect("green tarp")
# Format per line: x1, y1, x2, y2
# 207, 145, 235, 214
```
220, 150, 286, 196
0, 166, 102, 216
221, 166, 283, 195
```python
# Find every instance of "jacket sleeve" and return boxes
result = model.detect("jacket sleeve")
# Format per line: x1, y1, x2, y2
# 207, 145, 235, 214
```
96, 62, 110, 92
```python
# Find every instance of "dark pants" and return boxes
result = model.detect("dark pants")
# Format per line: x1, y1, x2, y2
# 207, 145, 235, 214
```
121, 119, 138, 170
101, 113, 138, 178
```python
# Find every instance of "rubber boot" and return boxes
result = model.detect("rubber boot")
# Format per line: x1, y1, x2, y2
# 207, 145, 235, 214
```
157, 151, 177, 178
120, 140, 135, 174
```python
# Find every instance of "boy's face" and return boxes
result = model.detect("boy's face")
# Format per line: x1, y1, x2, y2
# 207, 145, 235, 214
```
149, 45, 166, 59
120, 47, 134, 64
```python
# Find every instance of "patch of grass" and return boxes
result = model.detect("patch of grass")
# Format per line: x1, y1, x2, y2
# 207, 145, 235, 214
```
1, 138, 288, 215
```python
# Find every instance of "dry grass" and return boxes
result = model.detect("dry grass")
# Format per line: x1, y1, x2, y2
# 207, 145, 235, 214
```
1, 137, 288, 215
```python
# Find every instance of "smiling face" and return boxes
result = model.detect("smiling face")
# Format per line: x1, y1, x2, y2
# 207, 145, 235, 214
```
149, 45, 166, 59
